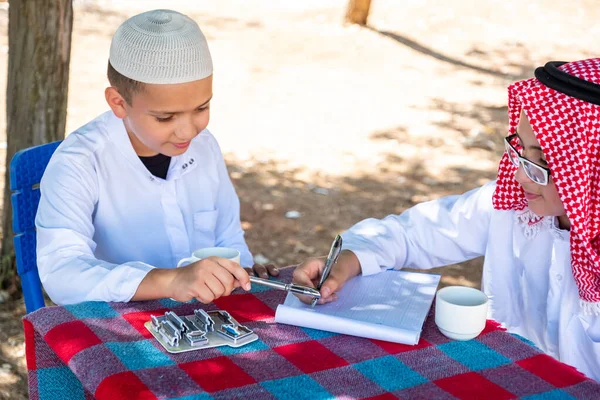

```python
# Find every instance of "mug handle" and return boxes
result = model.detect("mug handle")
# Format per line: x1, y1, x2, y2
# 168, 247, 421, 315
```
177, 256, 199, 268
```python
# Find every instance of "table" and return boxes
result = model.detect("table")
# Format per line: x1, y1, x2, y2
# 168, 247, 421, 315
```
24, 269, 600, 399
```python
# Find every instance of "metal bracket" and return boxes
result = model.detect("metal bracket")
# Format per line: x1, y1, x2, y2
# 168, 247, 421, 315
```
147, 308, 257, 353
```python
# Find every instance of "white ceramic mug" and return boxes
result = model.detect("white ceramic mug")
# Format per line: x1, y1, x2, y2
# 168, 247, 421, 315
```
177, 247, 241, 267
435, 286, 489, 341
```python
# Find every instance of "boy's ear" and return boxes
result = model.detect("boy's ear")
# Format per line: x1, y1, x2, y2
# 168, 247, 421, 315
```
105, 87, 128, 119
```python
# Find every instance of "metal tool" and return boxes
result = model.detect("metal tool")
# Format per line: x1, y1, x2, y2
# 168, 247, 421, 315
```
311, 235, 343, 307
147, 309, 258, 352
249, 276, 321, 298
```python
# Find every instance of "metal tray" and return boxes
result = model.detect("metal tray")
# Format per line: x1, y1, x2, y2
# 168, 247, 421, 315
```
145, 309, 258, 354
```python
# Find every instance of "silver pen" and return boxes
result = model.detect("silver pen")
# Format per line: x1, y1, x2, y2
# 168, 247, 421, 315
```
311, 235, 343, 307
249, 276, 321, 298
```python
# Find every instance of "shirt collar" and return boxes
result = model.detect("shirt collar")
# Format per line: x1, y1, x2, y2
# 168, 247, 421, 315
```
105, 110, 140, 166
104, 111, 198, 182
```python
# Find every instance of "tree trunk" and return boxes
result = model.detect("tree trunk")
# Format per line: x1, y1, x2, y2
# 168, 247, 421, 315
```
1, 0, 73, 283
345, 0, 372, 26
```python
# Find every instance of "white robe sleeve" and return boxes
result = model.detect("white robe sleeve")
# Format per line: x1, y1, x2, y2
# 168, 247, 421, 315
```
35, 153, 154, 305
342, 182, 496, 275
209, 137, 253, 267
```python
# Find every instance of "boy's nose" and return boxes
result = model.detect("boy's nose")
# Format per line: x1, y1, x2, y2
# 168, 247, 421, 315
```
514, 163, 531, 185
175, 121, 198, 141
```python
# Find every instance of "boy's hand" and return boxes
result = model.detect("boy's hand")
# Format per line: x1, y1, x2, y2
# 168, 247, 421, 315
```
169, 257, 250, 303
245, 263, 280, 279
292, 250, 362, 305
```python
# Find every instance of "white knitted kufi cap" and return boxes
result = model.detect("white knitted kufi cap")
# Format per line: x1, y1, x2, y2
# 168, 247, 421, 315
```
109, 9, 213, 84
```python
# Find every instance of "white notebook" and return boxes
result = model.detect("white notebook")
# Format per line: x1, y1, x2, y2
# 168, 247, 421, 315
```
275, 270, 441, 344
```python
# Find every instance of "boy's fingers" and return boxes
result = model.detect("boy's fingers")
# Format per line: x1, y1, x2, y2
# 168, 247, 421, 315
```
204, 275, 226, 298
195, 284, 215, 304
212, 257, 251, 291
317, 292, 338, 305
292, 258, 328, 304
253, 263, 279, 278
266, 264, 280, 276
292, 258, 325, 287
295, 292, 317, 305
253, 263, 269, 279
298, 286, 338, 306
292, 268, 316, 289
244, 267, 255, 277
292, 268, 318, 304
212, 267, 236, 295
320, 273, 346, 299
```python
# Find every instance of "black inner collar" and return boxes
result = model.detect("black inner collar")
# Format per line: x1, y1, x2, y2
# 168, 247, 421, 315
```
139, 153, 171, 179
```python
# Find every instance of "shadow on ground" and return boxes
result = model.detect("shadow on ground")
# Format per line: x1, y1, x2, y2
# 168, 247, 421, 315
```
233, 155, 490, 289
368, 26, 535, 82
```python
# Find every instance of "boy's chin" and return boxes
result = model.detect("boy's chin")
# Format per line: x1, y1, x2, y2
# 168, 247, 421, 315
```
526, 202, 547, 217
161, 146, 188, 157
527, 203, 562, 219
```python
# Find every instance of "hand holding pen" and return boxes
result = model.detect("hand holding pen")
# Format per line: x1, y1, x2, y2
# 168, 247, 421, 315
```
311, 235, 343, 307
291, 236, 362, 305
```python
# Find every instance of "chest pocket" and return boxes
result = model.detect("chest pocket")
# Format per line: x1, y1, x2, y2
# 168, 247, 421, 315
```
193, 209, 219, 246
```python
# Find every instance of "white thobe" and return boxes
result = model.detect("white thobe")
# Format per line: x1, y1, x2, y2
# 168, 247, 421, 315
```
342, 182, 600, 381
36, 111, 252, 305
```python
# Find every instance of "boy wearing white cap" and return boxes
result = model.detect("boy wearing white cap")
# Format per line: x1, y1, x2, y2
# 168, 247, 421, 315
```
35, 10, 276, 305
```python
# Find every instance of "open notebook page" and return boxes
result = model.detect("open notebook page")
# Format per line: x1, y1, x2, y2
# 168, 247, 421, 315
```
275, 270, 440, 344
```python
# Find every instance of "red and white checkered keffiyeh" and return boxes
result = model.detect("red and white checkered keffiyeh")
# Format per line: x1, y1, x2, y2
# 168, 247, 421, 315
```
493, 58, 600, 315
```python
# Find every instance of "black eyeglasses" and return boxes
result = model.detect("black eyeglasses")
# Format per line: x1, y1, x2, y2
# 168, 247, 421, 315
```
504, 134, 551, 186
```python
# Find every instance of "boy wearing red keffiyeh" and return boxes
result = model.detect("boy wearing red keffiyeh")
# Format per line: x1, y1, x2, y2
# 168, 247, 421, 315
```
293, 59, 600, 381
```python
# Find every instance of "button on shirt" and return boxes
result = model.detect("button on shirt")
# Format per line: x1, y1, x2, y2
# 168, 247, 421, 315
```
342, 182, 600, 381
35, 111, 253, 305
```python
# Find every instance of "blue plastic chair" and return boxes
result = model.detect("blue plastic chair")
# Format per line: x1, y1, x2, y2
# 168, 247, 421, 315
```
10, 141, 61, 313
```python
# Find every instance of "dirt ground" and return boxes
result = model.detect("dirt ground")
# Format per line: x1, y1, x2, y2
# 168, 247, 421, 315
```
1, 0, 600, 398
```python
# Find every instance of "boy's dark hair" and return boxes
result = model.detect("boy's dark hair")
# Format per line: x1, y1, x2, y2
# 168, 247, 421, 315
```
107, 62, 144, 105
